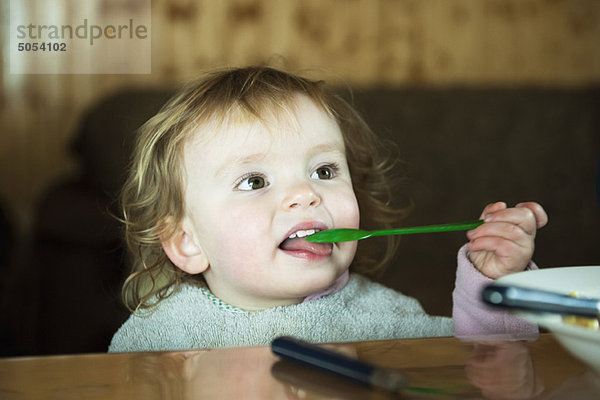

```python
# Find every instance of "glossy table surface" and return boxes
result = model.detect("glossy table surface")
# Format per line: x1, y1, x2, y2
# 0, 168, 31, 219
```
0, 333, 598, 399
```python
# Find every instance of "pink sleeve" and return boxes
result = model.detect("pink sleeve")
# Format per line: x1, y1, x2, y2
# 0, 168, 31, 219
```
452, 245, 539, 340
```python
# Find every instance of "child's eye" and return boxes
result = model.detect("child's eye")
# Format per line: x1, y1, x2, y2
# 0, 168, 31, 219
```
310, 164, 339, 180
236, 174, 269, 191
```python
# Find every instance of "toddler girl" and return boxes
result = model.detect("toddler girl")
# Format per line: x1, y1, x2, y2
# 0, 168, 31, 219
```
109, 66, 547, 352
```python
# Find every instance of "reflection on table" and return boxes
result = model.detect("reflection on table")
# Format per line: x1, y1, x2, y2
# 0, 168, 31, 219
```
0, 333, 598, 399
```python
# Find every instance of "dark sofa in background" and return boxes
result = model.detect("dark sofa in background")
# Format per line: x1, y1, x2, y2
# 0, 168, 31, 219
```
2, 86, 599, 355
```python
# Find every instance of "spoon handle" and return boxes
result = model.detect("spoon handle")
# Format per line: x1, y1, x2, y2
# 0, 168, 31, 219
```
372, 220, 483, 237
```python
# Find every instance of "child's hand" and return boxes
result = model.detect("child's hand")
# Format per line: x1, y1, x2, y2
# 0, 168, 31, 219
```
466, 202, 548, 279
466, 342, 543, 399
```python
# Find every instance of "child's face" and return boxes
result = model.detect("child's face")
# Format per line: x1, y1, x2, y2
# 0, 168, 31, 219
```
176, 95, 360, 310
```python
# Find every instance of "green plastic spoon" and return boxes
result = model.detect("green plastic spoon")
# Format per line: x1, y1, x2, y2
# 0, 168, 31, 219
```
305, 220, 483, 243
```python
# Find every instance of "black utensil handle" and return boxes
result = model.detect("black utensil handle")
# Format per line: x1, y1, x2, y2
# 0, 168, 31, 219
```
482, 284, 600, 317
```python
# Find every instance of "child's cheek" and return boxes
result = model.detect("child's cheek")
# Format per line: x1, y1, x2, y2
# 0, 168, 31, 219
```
338, 191, 360, 229
219, 205, 267, 252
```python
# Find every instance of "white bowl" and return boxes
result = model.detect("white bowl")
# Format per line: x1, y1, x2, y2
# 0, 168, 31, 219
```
495, 266, 600, 373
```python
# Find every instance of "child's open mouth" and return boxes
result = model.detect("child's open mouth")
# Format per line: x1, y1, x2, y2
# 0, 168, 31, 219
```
279, 229, 333, 257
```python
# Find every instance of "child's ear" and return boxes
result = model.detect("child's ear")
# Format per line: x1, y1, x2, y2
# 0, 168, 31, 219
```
161, 223, 209, 275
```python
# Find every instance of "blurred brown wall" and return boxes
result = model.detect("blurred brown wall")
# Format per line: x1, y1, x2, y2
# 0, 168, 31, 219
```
1, 0, 600, 237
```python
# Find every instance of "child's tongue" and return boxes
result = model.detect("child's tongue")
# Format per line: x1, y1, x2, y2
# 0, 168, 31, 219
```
280, 237, 333, 256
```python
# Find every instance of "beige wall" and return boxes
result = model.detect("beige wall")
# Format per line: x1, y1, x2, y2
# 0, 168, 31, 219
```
1, 0, 599, 235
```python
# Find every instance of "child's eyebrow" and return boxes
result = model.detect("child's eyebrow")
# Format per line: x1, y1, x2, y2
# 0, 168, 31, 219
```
215, 152, 267, 178
214, 142, 345, 178
307, 142, 345, 158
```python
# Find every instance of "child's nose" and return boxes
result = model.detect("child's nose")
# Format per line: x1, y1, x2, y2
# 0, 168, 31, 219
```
281, 183, 321, 210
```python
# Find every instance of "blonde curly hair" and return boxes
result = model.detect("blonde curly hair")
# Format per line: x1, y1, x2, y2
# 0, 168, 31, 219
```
121, 65, 410, 312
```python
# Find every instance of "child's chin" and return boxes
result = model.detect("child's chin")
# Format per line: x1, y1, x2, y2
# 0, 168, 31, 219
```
297, 271, 343, 294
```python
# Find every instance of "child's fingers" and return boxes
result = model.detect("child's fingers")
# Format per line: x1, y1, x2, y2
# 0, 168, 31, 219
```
479, 201, 507, 220
467, 221, 530, 245
467, 235, 524, 259
515, 202, 548, 229
481, 207, 538, 236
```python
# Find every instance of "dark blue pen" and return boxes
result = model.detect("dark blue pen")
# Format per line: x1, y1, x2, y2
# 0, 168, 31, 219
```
271, 336, 409, 393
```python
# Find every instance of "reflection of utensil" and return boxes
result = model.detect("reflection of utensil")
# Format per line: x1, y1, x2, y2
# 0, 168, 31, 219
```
271, 336, 409, 393
305, 220, 483, 243
482, 284, 600, 317
271, 360, 394, 400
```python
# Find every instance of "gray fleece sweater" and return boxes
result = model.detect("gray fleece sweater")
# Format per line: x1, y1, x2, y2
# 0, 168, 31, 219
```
109, 273, 453, 352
